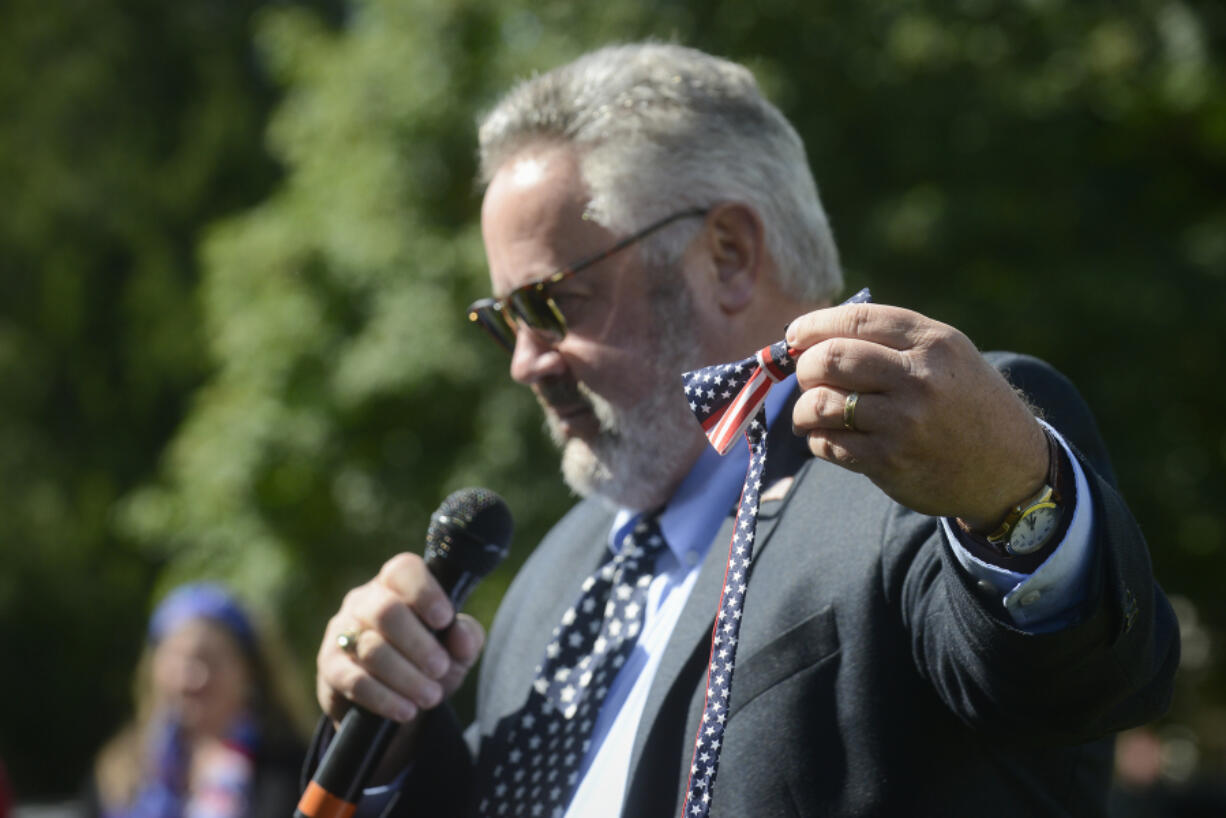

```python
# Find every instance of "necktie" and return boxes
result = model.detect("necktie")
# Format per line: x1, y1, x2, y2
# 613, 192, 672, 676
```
679, 287, 871, 818
476, 514, 667, 818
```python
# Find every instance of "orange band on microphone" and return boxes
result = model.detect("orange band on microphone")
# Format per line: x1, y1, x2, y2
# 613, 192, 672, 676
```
297, 781, 357, 818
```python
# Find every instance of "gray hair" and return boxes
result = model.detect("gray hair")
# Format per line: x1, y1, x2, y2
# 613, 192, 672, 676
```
477, 42, 842, 302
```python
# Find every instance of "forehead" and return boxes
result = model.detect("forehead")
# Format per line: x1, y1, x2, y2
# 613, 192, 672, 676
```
481, 145, 617, 293
156, 618, 245, 660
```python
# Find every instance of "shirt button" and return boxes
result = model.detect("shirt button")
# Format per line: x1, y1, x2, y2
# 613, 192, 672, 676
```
1020, 590, 1042, 606
976, 580, 995, 596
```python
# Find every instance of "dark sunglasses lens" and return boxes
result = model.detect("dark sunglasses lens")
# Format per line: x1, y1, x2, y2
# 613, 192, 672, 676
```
508, 288, 565, 337
467, 299, 517, 353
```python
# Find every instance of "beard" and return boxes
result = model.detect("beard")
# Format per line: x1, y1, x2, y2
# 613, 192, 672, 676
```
541, 275, 703, 510
549, 374, 700, 510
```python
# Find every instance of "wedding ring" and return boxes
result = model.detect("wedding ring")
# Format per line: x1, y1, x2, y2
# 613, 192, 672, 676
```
337, 628, 362, 656
842, 391, 861, 432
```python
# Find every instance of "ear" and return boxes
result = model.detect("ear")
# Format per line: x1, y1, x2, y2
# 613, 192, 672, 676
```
702, 202, 766, 315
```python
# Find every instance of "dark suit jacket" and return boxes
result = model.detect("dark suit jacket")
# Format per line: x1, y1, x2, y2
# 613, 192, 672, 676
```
387, 353, 1179, 817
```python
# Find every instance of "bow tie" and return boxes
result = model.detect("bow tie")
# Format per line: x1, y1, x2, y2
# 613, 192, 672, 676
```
686, 288, 872, 458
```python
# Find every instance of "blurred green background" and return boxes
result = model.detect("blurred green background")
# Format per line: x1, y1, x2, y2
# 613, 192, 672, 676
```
1, 0, 1223, 801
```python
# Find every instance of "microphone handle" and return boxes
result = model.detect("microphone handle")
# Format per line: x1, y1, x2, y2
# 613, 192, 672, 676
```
294, 565, 481, 817
294, 707, 398, 818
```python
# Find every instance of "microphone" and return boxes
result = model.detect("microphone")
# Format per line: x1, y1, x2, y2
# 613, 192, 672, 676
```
295, 487, 514, 818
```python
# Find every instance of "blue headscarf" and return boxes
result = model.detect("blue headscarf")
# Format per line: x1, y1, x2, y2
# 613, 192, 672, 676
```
147, 583, 257, 654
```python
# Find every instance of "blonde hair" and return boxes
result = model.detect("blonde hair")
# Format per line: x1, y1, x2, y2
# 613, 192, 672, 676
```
92, 600, 313, 809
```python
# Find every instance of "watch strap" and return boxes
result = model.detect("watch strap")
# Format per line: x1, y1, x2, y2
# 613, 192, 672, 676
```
954, 426, 1073, 572
985, 429, 1064, 545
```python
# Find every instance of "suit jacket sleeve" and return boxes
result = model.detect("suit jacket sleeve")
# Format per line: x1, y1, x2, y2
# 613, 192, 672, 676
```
894, 351, 1179, 744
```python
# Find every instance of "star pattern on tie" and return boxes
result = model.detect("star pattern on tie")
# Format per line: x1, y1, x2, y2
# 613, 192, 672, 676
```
678, 398, 775, 818
687, 419, 767, 809
678, 288, 870, 818
476, 515, 666, 818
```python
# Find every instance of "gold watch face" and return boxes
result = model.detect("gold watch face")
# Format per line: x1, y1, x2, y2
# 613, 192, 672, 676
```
1006, 501, 1060, 555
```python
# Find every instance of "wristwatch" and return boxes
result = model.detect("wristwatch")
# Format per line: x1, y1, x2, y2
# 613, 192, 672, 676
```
959, 429, 1069, 558
987, 483, 1061, 556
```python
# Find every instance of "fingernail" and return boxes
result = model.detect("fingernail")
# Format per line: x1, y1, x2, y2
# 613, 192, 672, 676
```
427, 650, 450, 679
428, 601, 453, 630
394, 701, 418, 722
421, 681, 444, 709
784, 322, 795, 345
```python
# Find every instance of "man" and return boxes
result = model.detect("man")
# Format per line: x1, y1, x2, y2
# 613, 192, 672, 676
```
312, 43, 1178, 816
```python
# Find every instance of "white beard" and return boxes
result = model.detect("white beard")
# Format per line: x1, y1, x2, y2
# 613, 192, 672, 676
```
543, 257, 704, 510
550, 374, 701, 510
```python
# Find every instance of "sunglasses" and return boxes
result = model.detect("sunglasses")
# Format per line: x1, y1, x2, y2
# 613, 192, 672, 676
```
466, 207, 709, 353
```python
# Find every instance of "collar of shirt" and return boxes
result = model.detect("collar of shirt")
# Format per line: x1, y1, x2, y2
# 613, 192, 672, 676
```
561, 376, 796, 818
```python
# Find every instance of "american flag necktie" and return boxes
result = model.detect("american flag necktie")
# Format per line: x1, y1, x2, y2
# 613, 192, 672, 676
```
678, 288, 870, 818
476, 514, 667, 817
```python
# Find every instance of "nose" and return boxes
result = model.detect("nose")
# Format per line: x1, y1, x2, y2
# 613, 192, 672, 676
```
508, 326, 567, 385
183, 655, 212, 692
163, 653, 210, 695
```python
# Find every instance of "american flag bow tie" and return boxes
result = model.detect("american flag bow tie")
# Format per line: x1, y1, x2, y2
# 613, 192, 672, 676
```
685, 287, 872, 456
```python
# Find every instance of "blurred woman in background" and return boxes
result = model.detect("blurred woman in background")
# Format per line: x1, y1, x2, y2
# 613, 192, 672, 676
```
85, 583, 311, 818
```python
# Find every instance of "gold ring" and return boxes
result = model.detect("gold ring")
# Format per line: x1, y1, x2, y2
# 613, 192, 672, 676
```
337, 628, 361, 656
843, 391, 861, 432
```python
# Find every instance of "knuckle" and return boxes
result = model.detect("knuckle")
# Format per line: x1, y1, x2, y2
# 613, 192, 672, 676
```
341, 586, 363, 610
922, 322, 964, 356
818, 387, 842, 418
449, 615, 486, 664
380, 551, 422, 582
339, 666, 366, 702
834, 441, 860, 469
351, 630, 373, 662
819, 341, 844, 373
415, 680, 444, 710
792, 391, 815, 423
790, 312, 816, 344
813, 434, 861, 471
450, 656, 475, 682
845, 304, 873, 338
370, 602, 403, 635
794, 353, 818, 388
812, 434, 837, 461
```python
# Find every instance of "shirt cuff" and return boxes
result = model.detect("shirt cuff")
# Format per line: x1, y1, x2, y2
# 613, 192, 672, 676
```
942, 421, 1096, 633
351, 773, 408, 817
307, 717, 410, 818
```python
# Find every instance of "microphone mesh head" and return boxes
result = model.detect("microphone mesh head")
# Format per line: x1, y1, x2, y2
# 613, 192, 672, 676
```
425, 488, 513, 572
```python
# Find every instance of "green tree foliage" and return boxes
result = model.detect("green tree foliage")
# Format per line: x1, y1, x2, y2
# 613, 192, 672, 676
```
0, 0, 339, 795
117, 0, 580, 669
2, 0, 1223, 797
